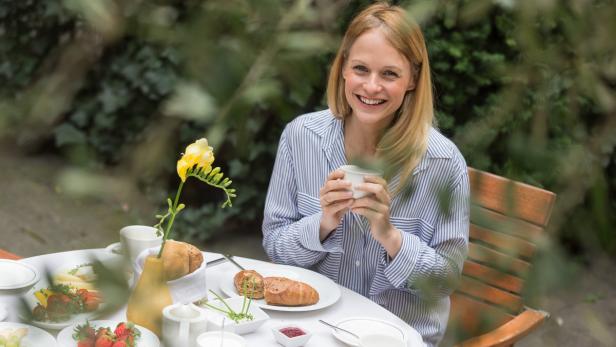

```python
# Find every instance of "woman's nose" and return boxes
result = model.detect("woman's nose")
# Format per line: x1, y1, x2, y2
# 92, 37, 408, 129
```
363, 74, 383, 94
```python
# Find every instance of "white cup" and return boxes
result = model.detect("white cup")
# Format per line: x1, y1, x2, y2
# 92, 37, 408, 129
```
119, 225, 162, 267
163, 303, 208, 347
340, 165, 383, 199
360, 333, 406, 347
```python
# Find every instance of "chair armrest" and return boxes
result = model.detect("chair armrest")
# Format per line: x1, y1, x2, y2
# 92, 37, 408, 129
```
457, 307, 549, 347
0, 249, 21, 260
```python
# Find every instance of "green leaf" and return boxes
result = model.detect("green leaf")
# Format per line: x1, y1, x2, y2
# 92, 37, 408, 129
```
54, 124, 87, 147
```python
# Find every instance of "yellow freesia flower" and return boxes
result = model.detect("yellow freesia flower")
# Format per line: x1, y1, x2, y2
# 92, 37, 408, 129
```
157, 136, 235, 259
176, 138, 215, 182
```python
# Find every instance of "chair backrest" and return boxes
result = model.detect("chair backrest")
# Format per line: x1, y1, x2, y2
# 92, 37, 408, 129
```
446, 167, 557, 341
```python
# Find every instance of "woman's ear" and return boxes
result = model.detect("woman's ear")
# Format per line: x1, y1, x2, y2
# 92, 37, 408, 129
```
407, 63, 419, 91
407, 78, 416, 91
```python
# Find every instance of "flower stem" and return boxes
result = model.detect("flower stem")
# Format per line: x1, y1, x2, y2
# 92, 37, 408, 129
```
157, 181, 185, 258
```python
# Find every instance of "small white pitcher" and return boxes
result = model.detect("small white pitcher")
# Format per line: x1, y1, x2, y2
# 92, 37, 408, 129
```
162, 303, 208, 347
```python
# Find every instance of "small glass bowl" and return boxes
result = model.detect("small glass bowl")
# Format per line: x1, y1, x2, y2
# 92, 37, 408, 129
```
272, 324, 312, 347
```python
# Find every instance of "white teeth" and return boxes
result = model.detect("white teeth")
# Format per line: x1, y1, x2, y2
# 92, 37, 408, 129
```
359, 96, 385, 105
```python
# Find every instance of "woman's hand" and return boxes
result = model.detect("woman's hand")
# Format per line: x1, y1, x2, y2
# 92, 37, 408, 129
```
319, 169, 354, 241
351, 176, 402, 258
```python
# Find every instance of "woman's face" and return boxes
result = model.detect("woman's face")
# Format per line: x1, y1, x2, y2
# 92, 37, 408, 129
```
342, 28, 414, 130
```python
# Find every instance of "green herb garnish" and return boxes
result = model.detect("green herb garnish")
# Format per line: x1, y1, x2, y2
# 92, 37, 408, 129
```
202, 280, 256, 323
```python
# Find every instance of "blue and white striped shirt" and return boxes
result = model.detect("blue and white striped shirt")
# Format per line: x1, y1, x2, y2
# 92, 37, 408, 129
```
262, 109, 469, 346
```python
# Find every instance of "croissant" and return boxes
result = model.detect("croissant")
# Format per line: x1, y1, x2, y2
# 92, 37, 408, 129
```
234, 270, 265, 299
264, 277, 319, 306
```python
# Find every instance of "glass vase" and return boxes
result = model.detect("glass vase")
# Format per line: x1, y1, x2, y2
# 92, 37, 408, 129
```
126, 255, 173, 337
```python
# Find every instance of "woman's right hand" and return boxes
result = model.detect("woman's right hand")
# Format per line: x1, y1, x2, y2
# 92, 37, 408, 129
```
319, 169, 354, 241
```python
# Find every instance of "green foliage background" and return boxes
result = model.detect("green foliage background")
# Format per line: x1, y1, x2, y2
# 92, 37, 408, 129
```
0, 0, 614, 261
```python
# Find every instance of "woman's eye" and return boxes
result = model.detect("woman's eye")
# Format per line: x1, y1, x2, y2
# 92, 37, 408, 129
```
353, 65, 368, 73
383, 70, 399, 78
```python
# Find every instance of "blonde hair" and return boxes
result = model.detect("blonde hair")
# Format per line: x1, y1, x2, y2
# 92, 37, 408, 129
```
326, 1, 434, 191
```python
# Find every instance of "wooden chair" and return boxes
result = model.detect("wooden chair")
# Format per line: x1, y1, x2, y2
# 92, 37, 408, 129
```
444, 167, 557, 347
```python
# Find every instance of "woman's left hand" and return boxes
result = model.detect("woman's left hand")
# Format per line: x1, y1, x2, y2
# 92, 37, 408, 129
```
351, 176, 400, 246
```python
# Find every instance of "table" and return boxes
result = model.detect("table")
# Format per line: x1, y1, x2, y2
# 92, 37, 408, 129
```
1, 248, 423, 346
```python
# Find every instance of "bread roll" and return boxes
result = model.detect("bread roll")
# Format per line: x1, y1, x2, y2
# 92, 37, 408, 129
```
161, 240, 190, 280
186, 243, 204, 273
264, 277, 319, 306
234, 270, 265, 299
161, 240, 204, 280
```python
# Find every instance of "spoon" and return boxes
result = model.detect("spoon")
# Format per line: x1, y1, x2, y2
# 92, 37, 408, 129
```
318, 319, 360, 340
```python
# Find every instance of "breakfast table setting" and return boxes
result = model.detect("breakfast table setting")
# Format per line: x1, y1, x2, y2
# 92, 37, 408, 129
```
0, 138, 426, 347
0, 240, 425, 347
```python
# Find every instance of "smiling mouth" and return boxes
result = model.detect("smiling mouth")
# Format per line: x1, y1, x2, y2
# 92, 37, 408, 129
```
357, 95, 386, 106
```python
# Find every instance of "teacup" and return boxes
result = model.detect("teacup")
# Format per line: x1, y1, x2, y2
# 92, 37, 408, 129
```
359, 333, 406, 347
339, 165, 383, 199
119, 225, 162, 268
162, 303, 208, 347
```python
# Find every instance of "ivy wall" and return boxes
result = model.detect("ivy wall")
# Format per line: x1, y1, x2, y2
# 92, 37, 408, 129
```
1, 0, 614, 260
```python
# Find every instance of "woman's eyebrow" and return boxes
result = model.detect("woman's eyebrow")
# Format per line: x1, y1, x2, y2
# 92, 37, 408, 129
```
382, 65, 403, 72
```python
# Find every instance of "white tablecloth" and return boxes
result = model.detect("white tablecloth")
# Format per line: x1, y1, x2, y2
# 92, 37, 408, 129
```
1, 249, 424, 346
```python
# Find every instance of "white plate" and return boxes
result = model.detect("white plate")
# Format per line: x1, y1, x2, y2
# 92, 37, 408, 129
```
331, 317, 414, 347
20, 258, 116, 330
0, 321, 57, 346
0, 260, 39, 290
218, 259, 341, 312
57, 320, 160, 347
23, 311, 102, 331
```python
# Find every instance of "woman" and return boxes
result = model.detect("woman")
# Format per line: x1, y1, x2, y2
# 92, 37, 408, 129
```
262, 2, 469, 345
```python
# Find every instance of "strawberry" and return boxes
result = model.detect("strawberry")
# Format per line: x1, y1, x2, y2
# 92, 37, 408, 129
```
84, 293, 101, 311
73, 322, 96, 342
78, 341, 95, 347
114, 322, 128, 338
118, 334, 135, 346
77, 288, 89, 301
94, 334, 114, 347
111, 341, 127, 347
96, 327, 111, 339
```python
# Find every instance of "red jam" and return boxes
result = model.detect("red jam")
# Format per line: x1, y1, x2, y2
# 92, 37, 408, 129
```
280, 327, 305, 338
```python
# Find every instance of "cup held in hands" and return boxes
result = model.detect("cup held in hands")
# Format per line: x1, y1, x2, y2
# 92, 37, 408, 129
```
339, 165, 383, 199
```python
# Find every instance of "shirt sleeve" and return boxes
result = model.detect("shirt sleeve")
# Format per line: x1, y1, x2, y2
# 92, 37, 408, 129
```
381, 163, 470, 301
262, 128, 343, 267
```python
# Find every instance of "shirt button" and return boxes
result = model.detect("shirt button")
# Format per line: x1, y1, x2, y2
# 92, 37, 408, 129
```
355, 260, 360, 267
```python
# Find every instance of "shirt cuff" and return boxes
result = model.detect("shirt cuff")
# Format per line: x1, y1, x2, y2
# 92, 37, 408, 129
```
298, 213, 343, 253
382, 231, 421, 288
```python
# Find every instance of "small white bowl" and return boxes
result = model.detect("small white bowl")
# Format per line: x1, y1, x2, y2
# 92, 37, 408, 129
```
272, 325, 312, 347
197, 331, 247, 347
202, 296, 269, 335
0, 260, 40, 295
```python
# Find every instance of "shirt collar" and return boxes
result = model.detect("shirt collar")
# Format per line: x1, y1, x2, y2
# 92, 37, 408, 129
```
302, 110, 451, 176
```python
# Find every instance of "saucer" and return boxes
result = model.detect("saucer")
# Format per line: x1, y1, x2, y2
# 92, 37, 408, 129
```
0, 260, 40, 295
